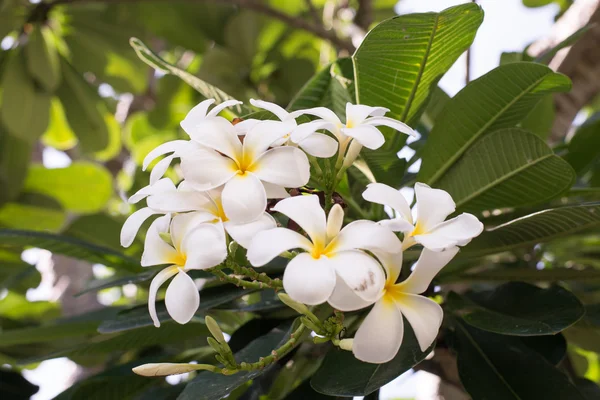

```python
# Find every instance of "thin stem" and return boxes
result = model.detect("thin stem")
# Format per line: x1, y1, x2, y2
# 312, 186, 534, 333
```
226, 259, 284, 288
308, 156, 324, 178
209, 268, 283, 290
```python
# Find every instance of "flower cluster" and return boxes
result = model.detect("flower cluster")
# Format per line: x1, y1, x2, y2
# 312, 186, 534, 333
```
121, 98, 483, 365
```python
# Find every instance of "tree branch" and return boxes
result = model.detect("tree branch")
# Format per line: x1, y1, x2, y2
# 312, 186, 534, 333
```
47, 0, 355, 52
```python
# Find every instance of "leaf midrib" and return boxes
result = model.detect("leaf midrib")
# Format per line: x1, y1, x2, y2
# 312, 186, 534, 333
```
428, 75, 550, 185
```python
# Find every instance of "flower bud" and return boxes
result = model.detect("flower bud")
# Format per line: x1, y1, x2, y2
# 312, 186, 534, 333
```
205, 316, 226, 344
339, 338, 354, 351
132, 362, 214, 377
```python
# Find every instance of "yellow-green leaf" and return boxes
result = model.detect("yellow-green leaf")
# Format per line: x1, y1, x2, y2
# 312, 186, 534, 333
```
41, 98, 78, 151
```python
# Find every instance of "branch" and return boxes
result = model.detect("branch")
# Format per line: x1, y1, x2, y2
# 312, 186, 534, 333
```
47, 0, 355, 52
354, 0, 373, 31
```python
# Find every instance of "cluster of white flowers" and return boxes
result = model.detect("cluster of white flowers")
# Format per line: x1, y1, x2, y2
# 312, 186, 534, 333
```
121, 98, 483, 364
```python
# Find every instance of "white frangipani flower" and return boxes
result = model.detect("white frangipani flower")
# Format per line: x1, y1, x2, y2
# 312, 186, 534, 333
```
142, 213, 227, 327
145, 183, 276, 248
246, 195, 402, 305
141, 99, 243, 185
289, 102, 416, 151
363, 182, 484, 252
247, 99, 339, 158
329, 247, 459, 364
179, 118, 310, 224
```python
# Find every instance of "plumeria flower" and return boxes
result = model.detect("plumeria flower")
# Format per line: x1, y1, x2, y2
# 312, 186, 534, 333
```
145, 182, 276, 248
141, 99, 243, 185
246, 195, 402, 305
142, 213, 227, 327
329, 247, 459, 363
179, 118, 310, 224
363, 183, 484, 252
289, 102, 417, 151
245, 99, 339, 158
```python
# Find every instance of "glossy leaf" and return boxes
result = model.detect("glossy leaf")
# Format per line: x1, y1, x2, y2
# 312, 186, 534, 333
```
353, 3, 483, 127
310, 321, 433, 396
437, 128, 575, 212
453, 320, 585, 400
447, 283, 584, 336
418, 62, 571, 185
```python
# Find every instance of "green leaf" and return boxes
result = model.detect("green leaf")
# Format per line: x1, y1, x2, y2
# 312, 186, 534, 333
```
178, 321, 294, 400
447, 282, 584, 336
0, 291, 60, 321
23, 162, 112, 214
353, 3, 483, 126
0, 319, 100, 347
453, 320, 585, 400
75, 269, 156, 297
0, 203, 66, 232
418, 62, 571, 185
520, 95, 555, 139
0, 370, 39, 400
0, 229, 140, 272
64, 213, 132, 252
436, 128, 575, 213
98, 285, 253, 333
310, 321, 433, 396
56, 60, 109, 153
0, 49, 51, 142
25, 25, 61, 92
0, 128, 32, 204
41, 98, 78, 151
129, 37, 250, 118
463, 203, 600, 257
564, 113, 600, 175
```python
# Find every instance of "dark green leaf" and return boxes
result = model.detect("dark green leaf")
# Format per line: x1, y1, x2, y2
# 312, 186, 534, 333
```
447, 283, 584, 335
25, 25, 61, 92
0, 369, 39, 400
310, 321, 432, 396
520, 95, 555, 139
564, 113, 600, 175
418, 62, 571, 185
436, 128, 575, 213
0, 129, 32, 204
521, 334, 567, 365
575, 378, 600, 400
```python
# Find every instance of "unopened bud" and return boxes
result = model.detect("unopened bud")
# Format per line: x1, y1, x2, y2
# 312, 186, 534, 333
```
205, 316, 226, 344
132, 363, 214, 377
207, 337, 223, 353
339, 338, 354, 351
278, 293, 311, 316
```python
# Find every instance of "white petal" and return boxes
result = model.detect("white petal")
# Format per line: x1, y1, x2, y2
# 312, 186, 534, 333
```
272, 195, 326, 245
251, 147, 310, 187
185, 117, 242, 160
289, 107, 341, 124
328, 274, 375, 311
182, 224, 227, 270
225, 213, 277, 248
327, 250, 385, 302
180, 148, 238, 191
120, 207, 160, 247
380, 219, 415, 233
262, 181, 290, 199
283, 253, 336, 305
373, 250, 403, 287
290, 120, 336, 143
149, 154, 176, 185
395, 294, 443, 352
165, 269, 200, 325
234, 119, 260, 136
129, 178, 177, 205
326, 204, 344, 241
396, 247, 459, 294
206, 99, 243, 118
147, 191, 213, 213
415, 213, 483, 252
141, 214, 178, 266
143, 140, 190, 170
243, 120, 296, 159
222, 173, 267, 223
297, 133, 338, 158
246, 227, 313, 267
180, 99, 215, 130
414, 183, 456, 232
334, 220, 402, 254
169, 212, 210, 252
341, 139, 363, 168
250, 98, 289, 121
363, 183, 413, 225
346, 103, 389, 125
363, 116, 417, 137
341, 126, 385, 150
148, 266, 179, 327
353, 298, 404, 364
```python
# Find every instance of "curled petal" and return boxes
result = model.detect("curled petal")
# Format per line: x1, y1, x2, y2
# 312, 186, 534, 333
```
298, 132, 338, 158
185, 117, 242, 160
372, 250, 403, 287
206, 99, 243, 118
396, 247, 458, 294
141, 214, 178, 267
143, 140, 191, 170
165, 269, 200, 325
128, 178, 176, 205
363, 183, 413, 225
251, 147, 310, 188
244, 120, 296, 159
180, 148, 238, 191
150, 154, 176, 185
234, 119, 260, 135
414, 213, 483, 252
222, 173, 267, 224
353, 298, 404, 364
262, 181, 290, 199
290, 120, 336, 143
283, 253, 336, 305
380, 218, 415, 233
328, 273, 374, 311
346, 103, 389, 125
247, 227, 313, 267
147, 191, 213, 213
182, 224, 228, 270
289, 106, 341, 125
272, 195, 327, 245
363, 116, 417, 137
326, 204, 344, 241
341, 125, 385, 150
250, 98, 289, 121
414, 183, 456, 232
170, 212, 214, 252
334, 220, 402, 254
225, 213, 277, 248
327, 250, 385, 302
120, 207, 160, 247
148, 266, 179, 327
394, 293, 443, 352
180, 99, 216, 131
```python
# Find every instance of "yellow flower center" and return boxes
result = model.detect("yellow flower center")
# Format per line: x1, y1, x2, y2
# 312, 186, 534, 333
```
410, 221, 425, 237
310, 239, 338, 259
171, 252, 187, 267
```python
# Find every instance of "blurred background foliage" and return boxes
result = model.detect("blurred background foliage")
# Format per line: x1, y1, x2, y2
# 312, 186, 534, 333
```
1, 0, 600, 399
